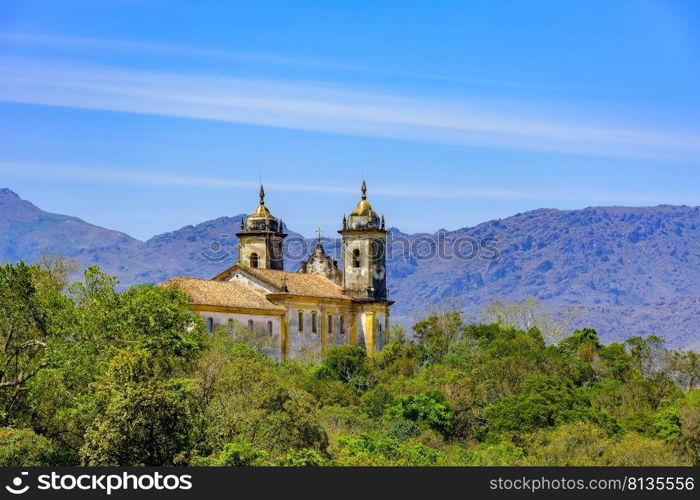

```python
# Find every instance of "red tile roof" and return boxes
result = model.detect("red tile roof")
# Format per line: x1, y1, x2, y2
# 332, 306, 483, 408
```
162, 277, 285, 311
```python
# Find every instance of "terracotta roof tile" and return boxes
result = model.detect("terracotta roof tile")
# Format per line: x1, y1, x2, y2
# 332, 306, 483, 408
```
239, 268, 350, 300
162, 277, 284, 311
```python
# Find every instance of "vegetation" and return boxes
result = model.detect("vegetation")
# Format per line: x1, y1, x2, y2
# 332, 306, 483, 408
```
0, 260, 698, 466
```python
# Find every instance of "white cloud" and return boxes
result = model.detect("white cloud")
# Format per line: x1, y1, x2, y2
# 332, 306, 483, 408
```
0, 32, 366, 72
0, 55, 699, 161
1, 160, 697, 206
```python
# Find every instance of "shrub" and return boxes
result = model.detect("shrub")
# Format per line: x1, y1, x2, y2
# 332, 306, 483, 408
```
387, 391, 453, 437
0, 428, 52, 466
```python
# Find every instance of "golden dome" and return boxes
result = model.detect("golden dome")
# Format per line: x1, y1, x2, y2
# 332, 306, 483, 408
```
251, 203, 272, 218
249, 184, 273, 219
240, 184, 283, 233
344, 180, 382, 230
350, 198, 376, 217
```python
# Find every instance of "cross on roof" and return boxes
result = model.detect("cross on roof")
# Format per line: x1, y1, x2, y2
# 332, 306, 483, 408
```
316, 227, 322, 242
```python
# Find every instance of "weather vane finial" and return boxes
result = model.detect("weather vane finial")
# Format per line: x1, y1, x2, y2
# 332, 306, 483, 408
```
361, 179, 367, 200
259, 183, 265, 205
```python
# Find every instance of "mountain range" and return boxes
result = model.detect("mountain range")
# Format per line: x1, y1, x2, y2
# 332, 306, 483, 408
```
1, 187, 698, 349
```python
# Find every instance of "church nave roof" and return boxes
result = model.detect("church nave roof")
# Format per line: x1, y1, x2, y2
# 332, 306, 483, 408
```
162, 276, 285, 312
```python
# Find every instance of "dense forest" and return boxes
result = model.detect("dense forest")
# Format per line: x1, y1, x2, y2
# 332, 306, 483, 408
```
0, 260, 698, 466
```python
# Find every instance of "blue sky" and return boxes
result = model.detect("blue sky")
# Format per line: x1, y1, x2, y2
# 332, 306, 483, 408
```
1, 0, 699, 240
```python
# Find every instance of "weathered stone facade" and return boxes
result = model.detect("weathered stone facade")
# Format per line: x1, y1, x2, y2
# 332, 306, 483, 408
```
339, 181, 388, 301
298, 241, 343, 285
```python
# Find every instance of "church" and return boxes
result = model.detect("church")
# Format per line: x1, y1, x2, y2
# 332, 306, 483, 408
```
163, 181, 393, 360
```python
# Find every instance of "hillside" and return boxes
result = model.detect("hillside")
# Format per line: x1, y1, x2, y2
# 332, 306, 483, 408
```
1, 188, 698, 348
385, 206, 700, 349
0, 188, 140, 273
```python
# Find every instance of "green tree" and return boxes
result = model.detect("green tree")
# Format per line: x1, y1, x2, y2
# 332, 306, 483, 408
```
275, 449, 327, 466
413, 309, 465, 363
387, 391, 453, 437
0, 427, 53, 466
625, 335, 666, 378
192, 441, 267, 466
0, 262, 68, 423
524, 422, 608, 466
320, 345, 371, 383
600, 433, 685, 466
485, 376, 604, 435
79, 351, 193, 466
668, 350, 700, 391
255, 387, 329, 455
679, 390, 700, 465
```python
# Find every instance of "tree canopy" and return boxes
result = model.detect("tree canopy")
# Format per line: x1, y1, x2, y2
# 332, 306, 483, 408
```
0, 261, 697, 466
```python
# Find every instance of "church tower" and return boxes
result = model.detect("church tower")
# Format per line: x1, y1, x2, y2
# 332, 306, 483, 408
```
338, 181, 387, 300
236, 185, 287, 270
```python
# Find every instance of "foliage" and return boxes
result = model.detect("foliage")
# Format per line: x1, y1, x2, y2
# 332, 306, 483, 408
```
0, 427, 53, 466
0, 262, 696, 466
318, 345, 371, 383
485, 376, 605, 436
80, 352, 193, 466
387, 391, 453, 437
275, 449, 327, 466
192, 441, 267, 466
0, 262, 64, 422
413, 308, 465, 363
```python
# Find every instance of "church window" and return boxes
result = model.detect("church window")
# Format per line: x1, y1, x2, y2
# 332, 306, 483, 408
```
352, 249, 360, 268
267, 321, 273, 334
298, 311, 304, 332
249, 253, 259, 268
206, 317, 214, 333
227, 319, 234, 331
248, 319, 254, 330
311, 311, 318, 333
328, 314, 333, 334
378, 322, 382, 333
340, 316, 345, 335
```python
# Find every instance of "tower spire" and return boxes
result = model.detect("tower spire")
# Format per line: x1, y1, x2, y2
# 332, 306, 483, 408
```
259, 184, 265, 205
361, 179, 367, 200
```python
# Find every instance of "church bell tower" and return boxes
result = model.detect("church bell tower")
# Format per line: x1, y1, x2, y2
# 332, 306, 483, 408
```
338, 181, 387, 301
237, 185, 287, 270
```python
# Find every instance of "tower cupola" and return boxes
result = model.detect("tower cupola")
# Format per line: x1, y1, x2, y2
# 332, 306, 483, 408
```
237, 184, 287, 270
243, 184, 282, 232
346, 180, 381, 230
338, 181, 388, 301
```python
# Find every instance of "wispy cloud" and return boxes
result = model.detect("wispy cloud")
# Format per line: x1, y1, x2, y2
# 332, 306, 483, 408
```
0, 31, 367, 72
1, 160, 697, 206
0, 31, 599, 93
1, 56, 698, 162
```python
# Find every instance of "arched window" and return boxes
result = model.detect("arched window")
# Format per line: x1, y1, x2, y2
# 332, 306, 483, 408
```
206, 317, 214, 333
340, 316, 345, 335
227, 318, 234, 331
249, 252, 259, 268
311, 311, 318, 333
247, 319, 254, 330
352, 248, 360, 268
298, 311, 304, 332
378, 322, 382, 333
327, 314, 333, 334
267, 321, 273, 334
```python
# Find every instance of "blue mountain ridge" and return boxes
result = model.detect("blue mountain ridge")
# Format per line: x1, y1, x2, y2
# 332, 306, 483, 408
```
1, 188, 698, 349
